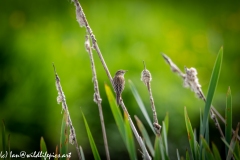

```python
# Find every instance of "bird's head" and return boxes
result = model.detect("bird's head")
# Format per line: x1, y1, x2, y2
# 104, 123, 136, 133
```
115, 70, 128, 76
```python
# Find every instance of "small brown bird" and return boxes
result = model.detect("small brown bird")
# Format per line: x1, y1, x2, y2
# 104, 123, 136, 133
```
112, 70, 127, 105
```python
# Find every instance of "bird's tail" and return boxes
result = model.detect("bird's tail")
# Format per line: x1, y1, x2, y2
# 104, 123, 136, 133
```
116, 93, 121, 106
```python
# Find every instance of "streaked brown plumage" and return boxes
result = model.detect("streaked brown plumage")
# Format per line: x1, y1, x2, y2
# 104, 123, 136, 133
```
112, 70, 127, 105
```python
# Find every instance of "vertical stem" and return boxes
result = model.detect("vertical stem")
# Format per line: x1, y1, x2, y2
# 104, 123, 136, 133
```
85, 35, 110, 160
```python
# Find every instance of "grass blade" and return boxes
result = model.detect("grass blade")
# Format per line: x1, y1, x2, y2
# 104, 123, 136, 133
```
212, 142, 221, 160
2, 120, 6, 160
226, 122, 240, 160
7, 134, 10, 160
201, 47, 223, 140
105, 84, 125, 143
124, 112, 137, 160
129, 80, 154, 133
225, 87, 232, 156
164, 113, 169, 135
82, 112, 101, 160
154, 136, 161, 160
135, 116, 154, 156
60, 111, 68, 160
80, 146, 86, 160
54, 146, 58, 160
161, 122, 168, 156
201, 136, 215, 160
40, 137, 48, 160
184, 107, 196, 159
176, 149, 181, 160
186, 149, 190, 160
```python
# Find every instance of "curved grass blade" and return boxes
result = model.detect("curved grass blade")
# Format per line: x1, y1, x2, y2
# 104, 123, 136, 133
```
105, 84, 125, 143
40, 137, 48, 160
124, 112, 137, 160
2, 120, 6, 160
176, 149, 180, 160
135, 115, 154, 156
184, 107, 197, 159
201, 47, 223, 139
60, 111, 68, 160
212, 142, 221, 160
201, 136, 215, 160
129, 80, 154, 133
161, 122, 168, 156
80, 146, 86, 160
82, 112, 101, 160
225, 87, 232, 156
154, 136, 161, 160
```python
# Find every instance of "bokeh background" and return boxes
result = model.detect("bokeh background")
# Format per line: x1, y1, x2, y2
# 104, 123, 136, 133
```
1, 0, 240, 159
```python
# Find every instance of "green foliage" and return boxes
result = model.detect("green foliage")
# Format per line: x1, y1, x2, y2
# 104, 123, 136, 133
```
105, 84, 125, 142
212, 143, 221, 160
1, 120, 6, 160
82, 112, 101, 160
105, 83, 137, 159
60, 111, 68, 160
129, 80, 154, 133
40, 137, 48, 160
154, 136, 161, 160
201, 47, 223, 141
225, 87, 232, 155
124, 112, 137, 160
184, 107, 198, 159
135, 116, 154, 156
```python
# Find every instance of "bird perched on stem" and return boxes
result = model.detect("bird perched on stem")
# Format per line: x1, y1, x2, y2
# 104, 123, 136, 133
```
112, 70, 127, 105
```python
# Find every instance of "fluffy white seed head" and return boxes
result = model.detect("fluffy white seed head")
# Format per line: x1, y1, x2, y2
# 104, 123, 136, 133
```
141, 69, 152, 86
184, 67, 203, 99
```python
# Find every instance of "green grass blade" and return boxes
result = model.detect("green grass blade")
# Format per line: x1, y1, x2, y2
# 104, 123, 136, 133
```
186, 149, 190, 160
201, 136, 215, 160
124, 112, 137, 160
154, 136, 161, 160
80, 146, 86, 160
159, 136, 169, 160
176, 149, 181, 160
135, 115, 154, 156
194, 129, 200, 159
129, 80, 154, 133
82, 112, 101, 160
226, 123, 240, 160
225, 87, 232, 156
161, 122, 168, 156
40, 137, 48, 160
234, 141, 240, 159
212, 142, 221, 160
2, 120, 6, 160
60, 111, 68, 160
7, 134, 10, 160
201, 47, 223, 139
184, 107, 196, 159
164, 113, 169, 135
105, 84, 126, 143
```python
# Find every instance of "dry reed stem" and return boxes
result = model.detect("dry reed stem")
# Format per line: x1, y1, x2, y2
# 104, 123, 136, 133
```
53, 64, 82, 160
161, 53, 227, 139
85, 35, 110, 160
70, 0, 152, 159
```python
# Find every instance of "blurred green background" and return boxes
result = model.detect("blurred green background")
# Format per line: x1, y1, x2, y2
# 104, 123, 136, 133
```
1, 0, 240, 159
